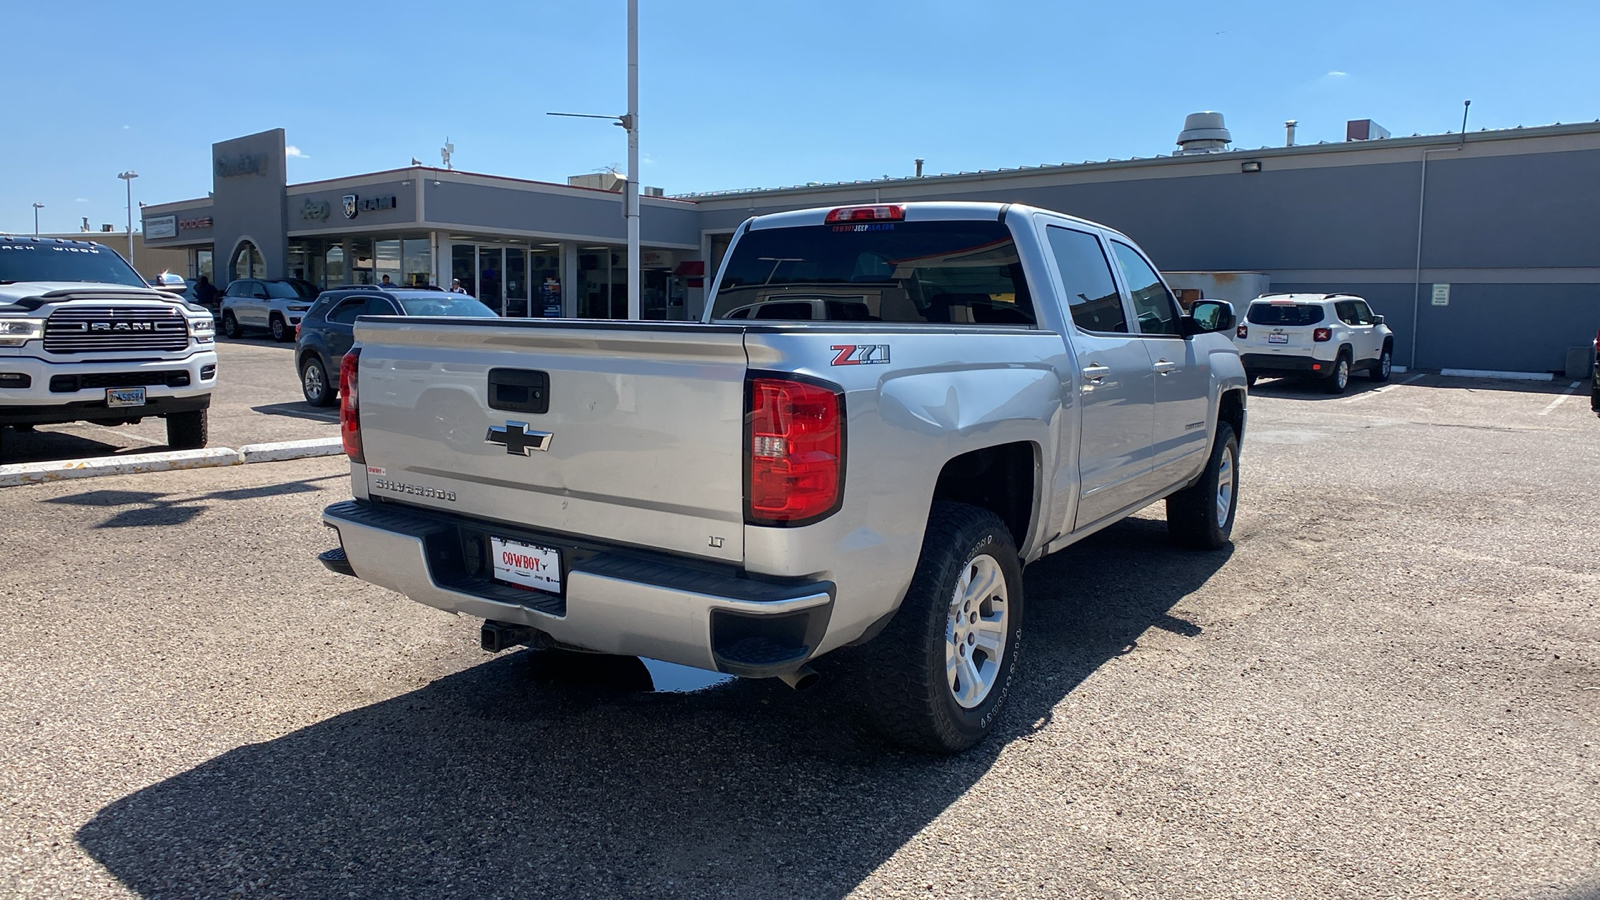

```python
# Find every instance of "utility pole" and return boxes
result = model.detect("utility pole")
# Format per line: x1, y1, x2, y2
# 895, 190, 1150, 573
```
625, 0, 640, 320
32, 202, 43, 235
118, 171, 139, 273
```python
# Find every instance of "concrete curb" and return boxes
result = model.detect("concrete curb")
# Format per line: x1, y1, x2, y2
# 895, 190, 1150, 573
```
238, 437, 345, 464
1439, 368, 1554, 382
0, 438, 346, 487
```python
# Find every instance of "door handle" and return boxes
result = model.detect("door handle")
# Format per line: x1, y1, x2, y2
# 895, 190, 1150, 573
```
1152, 359, 1177, 375
1081, 364, 1112, 382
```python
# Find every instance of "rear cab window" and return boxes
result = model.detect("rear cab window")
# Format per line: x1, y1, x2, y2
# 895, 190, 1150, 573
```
710, 220, 1035, 325
1247, 302, 1325, 326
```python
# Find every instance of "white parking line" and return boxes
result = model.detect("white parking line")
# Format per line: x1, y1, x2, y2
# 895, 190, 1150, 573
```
77, 422, 166, 447
1342, 373, 1425, 403
1537, 381, 1583, 416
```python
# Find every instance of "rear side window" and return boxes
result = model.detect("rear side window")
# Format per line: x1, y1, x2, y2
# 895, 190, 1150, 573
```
327, 297, 369, 325
1247, 302, 1325, 326
1045, 226, 1126, 334
711, 221, 1035, 325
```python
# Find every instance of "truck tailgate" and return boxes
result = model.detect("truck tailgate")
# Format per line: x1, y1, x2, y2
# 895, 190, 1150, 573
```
353, 319, 748, 563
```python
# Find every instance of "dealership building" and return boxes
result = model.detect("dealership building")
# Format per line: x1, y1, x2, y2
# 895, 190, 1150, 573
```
142, 122, 1600, 373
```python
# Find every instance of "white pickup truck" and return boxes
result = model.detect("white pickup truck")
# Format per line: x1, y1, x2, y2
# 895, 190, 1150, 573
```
0, 237, 218, 458
320, 202, 1247, 752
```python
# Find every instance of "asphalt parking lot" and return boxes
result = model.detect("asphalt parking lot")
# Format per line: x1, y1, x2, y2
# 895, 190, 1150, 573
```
0, 336, 332, 465
1, 373, 1596, 898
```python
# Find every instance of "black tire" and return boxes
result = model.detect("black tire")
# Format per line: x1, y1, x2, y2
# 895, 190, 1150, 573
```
166, 408, 208, 450
1166, 421, 1240, 550
859, 501, 1024, 754
270, 314, 292, 343
1323, 350, 1352, 394
1368, 344, 1393, 382
222, 311, 242, 340
300, 355, 335, 407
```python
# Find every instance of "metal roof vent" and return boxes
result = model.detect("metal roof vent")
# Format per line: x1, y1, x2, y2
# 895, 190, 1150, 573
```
1176, 111, 1233, 155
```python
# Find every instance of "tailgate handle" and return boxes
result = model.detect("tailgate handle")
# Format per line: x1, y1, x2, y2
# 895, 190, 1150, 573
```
487, 368, 549, 415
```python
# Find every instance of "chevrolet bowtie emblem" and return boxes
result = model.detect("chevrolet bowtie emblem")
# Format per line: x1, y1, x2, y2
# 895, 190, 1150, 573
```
485, 421, 553, 455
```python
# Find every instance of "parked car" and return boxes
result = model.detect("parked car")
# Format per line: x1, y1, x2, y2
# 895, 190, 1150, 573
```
1233, 293, 1393, 393
0, 237, 216, 458
295, 287, 497, 406
317, 201, 1247, 753
219, 278, 320, 342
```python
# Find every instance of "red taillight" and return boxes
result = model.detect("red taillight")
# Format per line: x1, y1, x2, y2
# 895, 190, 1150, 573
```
824, 205, 905, 223
339, 349, 363, 463
1313, 327, 1332, 342
1236, 323, 1248, 339
747, 376, 844, 525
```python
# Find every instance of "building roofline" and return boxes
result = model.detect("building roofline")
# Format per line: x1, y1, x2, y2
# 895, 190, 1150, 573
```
672, 120, 1600, 201
288, 166, 698, 205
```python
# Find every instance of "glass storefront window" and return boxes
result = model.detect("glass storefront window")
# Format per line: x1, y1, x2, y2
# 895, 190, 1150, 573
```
578, 246, 623, 319
326, 246, 345, 286
402, 239, 432, 288
195, 249, 213, 283
375, 240, 402, 287
348, 238, 374, 284
451, 245, 475, 296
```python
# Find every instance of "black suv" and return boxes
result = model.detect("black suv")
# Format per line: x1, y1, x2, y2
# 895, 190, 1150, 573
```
294, 287, 496, 406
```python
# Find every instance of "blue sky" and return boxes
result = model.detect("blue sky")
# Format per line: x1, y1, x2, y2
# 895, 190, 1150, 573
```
4, 0, 1596, 234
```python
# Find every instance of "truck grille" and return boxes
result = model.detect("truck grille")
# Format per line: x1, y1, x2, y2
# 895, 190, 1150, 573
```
49, 371, 190, 393
44, 306, 189, 354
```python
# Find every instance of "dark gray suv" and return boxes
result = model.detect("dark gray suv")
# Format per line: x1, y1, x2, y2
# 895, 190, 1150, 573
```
294, 287, 496, 406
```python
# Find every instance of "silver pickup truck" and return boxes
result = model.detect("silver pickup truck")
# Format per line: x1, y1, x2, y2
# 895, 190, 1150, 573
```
320, 202, 1246, 752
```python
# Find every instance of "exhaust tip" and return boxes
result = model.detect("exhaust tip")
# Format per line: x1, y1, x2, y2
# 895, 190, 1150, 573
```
777, 665, 820, 691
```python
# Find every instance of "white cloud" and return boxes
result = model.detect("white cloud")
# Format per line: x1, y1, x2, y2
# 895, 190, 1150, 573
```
122, 124, 131, 130
286, 145, 310, 159
1327, 70, 1348, 77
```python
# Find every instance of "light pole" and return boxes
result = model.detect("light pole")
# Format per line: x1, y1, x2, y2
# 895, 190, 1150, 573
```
118, 170, 138, 274
32, 203, 43, 236
547, 0, 641, 319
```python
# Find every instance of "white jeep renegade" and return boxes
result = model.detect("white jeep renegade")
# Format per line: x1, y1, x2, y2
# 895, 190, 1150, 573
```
1233, 293, 1394, 393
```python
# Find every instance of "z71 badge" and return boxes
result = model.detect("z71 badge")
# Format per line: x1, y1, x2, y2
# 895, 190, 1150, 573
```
830, 344, 891, 366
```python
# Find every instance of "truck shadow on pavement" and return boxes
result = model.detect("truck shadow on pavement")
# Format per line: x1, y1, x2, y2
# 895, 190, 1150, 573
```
44, 477, 342, 529
76, 516, 1230, 899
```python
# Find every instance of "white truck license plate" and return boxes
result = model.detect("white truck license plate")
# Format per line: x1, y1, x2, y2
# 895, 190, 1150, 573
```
490, 536, 562, 594
106, 387, 147, 407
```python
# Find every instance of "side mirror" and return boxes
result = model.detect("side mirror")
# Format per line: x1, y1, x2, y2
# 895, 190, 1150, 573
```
151, 272, 187, 294
1372, 314, 1386, 325
1180, 299, 1236, 336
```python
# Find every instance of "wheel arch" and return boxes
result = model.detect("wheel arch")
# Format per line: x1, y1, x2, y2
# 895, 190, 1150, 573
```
929, 441, 1040, 552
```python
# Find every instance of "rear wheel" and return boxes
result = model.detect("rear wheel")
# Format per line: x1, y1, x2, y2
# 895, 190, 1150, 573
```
270, 314, 291, 343
860, 502, 1023, 754
1323, 351, 1351, 394
222, 311, 242, 340
166, 409, 208, 450
1166, 421, 1240, 550
1369, 345, 1393, 382
300, 355, 335, 406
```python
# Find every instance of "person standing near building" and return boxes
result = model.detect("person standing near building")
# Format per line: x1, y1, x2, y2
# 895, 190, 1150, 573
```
193, 275, 218, 308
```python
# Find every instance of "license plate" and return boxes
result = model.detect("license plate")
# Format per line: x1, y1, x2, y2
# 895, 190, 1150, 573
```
106, 387, 146, 407
1267, 333, 1289, 344
490, 536, 562, 594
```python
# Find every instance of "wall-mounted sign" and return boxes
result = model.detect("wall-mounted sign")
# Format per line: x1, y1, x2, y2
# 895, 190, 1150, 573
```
179, 216, 213, 231
341, 194, 399, 219
144, 215, 177, 239
215, 153, 267, 177
301, 199, 331, 221
1431, 283, 1451, 307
